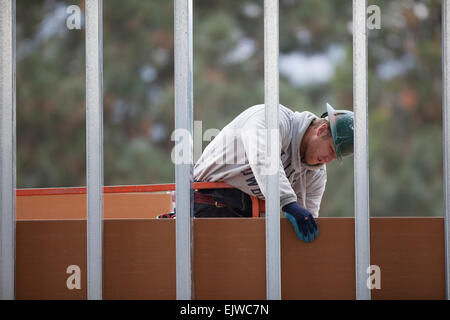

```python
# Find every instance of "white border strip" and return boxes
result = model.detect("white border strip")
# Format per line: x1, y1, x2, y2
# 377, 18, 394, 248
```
442, 0, 450, 301
174, 0, 194, 300
353, 0, 371, 300
0, 0, 16, 301
264, 0, 281, 300
85, 0, 104, 300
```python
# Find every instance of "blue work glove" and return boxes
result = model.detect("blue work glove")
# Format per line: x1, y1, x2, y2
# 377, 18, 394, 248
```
283, 202, 319, 242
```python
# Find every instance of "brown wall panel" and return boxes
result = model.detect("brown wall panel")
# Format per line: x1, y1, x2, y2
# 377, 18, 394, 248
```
16, 220, 177, 300
15, 217, 446, 300
103, 220, 176, 299
104, 193, 173, 219
281, 218, 356, 299
193, 218, 266, 299
16, 220, 87, 300
370, 218, 445, 300
16, 193, 172, 220
17, 194, 86, 220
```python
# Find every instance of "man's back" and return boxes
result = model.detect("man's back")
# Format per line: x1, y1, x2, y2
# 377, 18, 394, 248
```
194, 104, 327, 216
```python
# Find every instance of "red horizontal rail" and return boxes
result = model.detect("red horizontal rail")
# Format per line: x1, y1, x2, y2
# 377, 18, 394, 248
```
16, 182, 234, 197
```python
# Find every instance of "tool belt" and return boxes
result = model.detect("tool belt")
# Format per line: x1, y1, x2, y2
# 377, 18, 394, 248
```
194, 188, 252, 216
194, 192, 227, 208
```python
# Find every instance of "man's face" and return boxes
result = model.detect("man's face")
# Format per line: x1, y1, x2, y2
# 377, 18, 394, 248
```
304, 123, 338, 166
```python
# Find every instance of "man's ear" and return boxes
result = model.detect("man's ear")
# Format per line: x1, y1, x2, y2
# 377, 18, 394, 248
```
317, 122, 329, 137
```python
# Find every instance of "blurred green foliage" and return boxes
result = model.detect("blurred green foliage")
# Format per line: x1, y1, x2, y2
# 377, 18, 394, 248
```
16, 0, 444, 217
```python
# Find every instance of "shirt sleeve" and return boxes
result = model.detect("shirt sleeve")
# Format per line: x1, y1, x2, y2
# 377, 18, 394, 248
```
300, 167, 327, 218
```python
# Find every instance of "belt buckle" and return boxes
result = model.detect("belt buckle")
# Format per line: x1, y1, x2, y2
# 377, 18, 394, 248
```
215, 201, 225, 208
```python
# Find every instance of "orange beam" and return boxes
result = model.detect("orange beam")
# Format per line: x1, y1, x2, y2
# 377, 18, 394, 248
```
16, 182, 234, 196
16, 183, 266, 219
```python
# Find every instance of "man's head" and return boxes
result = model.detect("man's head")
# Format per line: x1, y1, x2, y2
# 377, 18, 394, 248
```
301, 103, 354, 166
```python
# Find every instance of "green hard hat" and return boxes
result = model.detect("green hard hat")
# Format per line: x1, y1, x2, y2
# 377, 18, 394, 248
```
321, 103, 354, 164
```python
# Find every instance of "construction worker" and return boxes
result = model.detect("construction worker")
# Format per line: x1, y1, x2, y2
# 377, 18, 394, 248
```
161, 103, 354, 243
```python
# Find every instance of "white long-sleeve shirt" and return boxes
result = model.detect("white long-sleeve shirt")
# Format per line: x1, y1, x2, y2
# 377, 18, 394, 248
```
194, 104, 327, 217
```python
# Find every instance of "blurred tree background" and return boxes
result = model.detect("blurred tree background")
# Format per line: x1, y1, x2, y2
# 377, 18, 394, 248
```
15, 0, 443, 217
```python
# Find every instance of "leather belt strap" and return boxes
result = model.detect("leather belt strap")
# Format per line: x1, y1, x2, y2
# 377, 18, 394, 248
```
194, 192, 226, 208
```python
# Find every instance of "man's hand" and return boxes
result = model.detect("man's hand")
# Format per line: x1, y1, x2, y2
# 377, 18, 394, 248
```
283, 202, 319, 242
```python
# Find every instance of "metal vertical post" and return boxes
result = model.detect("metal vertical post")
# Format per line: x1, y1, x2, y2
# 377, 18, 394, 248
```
85, 0, 104, 300
264, 0, 281, 300
353, 0, 371, 300
0, 0, 16, 300
174, 0, 194, 300
442, 0, 450, 301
